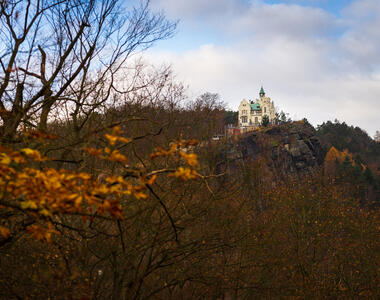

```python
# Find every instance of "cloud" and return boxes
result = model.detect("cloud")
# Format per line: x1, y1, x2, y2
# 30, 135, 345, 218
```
231, 3, 336, 40
154, 0, 337, 40
147, 0, 380, 136
342, 0, 380, 17
151, 0, 246, 20
337, 0, 380, 72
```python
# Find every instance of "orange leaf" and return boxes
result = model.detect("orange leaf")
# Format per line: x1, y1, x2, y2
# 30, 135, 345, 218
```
0, 226, 10, 238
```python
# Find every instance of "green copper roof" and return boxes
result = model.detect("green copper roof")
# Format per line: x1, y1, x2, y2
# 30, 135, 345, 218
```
250, 103, 261, 111
259, 86, 265, 96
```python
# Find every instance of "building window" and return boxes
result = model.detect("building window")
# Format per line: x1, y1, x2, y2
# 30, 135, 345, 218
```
255, 117, 258, 123
242, 116, 247, 123
264, 107, 266, 113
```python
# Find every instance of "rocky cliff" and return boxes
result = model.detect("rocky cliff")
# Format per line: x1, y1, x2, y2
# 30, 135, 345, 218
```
217, 122, 325, 178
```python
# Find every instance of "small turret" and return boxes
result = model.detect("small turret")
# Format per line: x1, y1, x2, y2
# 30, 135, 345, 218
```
259, 86, 265, 97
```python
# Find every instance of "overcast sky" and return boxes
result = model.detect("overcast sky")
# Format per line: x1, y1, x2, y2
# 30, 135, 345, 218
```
144, 0, 379, 137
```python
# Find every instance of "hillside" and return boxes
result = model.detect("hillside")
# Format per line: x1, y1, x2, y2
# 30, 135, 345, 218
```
316, 120, 377, 155
209, 121, 379, 205
316, 120, 380, 174
1, 116, 380, 298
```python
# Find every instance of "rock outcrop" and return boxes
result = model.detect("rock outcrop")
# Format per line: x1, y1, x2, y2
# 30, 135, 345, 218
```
218, 122, 324, 178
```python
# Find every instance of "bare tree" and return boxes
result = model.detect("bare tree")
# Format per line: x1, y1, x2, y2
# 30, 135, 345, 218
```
184, 92, 226, 141
0, 0, 176, 141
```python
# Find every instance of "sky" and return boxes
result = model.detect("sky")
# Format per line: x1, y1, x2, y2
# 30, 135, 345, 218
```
143, 0, 379, 137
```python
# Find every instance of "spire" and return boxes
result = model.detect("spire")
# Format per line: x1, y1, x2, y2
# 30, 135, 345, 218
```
259, 86, 265, 97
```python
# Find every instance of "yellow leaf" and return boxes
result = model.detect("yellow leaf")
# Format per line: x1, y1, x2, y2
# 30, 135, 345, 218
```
133, 191, 147, 199
21, 148, 46, 161
105, 134, 118, 145
170, 167, 198, 180
74, 196, 83, 208
20, 201, 38, 210
108, 150, 128, 163
145, 174, 157, 185
40, 209, 52, 217
150, 147, 169, 159
78, 173, 91, 181
118, 137, 131, 144
0, 153, 11, 165
21, 148, 37, 155
179, 152, 198, 167
12, 155, 25, 163
83, 147, 102, 156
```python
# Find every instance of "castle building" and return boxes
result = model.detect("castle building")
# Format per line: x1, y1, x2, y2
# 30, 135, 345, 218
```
238, 87, 275, 127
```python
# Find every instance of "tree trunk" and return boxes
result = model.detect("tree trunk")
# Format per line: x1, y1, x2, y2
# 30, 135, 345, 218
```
38, 91, 54, 131
1, 111, 23, 143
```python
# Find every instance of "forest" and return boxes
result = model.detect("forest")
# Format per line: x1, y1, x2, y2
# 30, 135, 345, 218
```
0, 1, 379, 299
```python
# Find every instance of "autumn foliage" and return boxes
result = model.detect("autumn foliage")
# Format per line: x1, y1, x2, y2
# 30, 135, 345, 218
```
0, 127, 199, 243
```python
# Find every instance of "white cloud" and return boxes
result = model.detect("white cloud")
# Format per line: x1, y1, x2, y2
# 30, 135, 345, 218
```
147, 0, 380, 136
232, 3, 336, 39
152, 0, 246, 19
337, 0, 380, 72
342, 0, 380, 17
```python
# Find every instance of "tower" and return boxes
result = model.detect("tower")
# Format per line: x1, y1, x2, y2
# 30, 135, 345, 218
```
259, 86, 265, 98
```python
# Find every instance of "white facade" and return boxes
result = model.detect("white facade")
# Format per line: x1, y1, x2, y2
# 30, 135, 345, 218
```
238, 87, 275, 127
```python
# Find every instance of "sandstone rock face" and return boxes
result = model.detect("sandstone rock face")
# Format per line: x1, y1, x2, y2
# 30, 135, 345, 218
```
220, 123, 324, 178
269, 125, 324, 177
239, 134, 260, 160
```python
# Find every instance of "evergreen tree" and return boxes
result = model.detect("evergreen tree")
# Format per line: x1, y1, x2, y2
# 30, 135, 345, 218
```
262, 115, 269, 127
